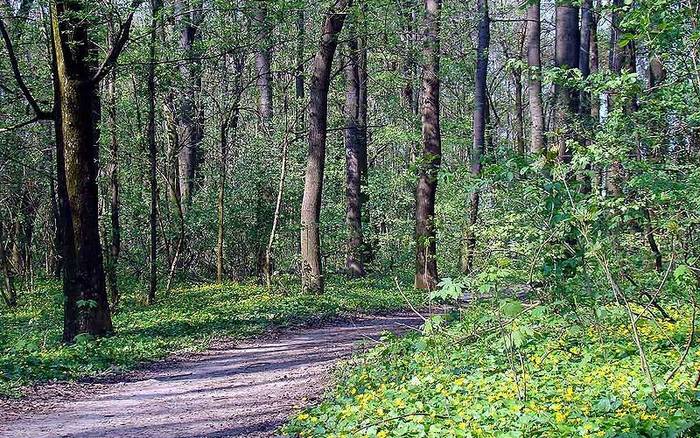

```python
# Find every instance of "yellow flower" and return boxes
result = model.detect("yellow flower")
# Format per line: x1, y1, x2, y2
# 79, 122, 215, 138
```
377, 431, 388, 438
555, 412, 567, 423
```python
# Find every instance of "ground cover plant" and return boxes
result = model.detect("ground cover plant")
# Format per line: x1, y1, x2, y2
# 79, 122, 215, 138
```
0, 276, 422, 398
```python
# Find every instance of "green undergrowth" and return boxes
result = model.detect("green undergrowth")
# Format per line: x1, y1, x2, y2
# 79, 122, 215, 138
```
284, 301, 700, 437
0, 276, 423, 398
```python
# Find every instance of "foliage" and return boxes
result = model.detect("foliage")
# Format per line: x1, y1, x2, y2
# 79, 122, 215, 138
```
0, 277, 423, 398
285, 302, 700, 437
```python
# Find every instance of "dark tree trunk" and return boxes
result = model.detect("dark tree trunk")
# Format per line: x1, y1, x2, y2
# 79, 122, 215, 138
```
554, 3, 580, 162
344, 21, 366, 279
300, 0, 351, 293
579, 0, 593, 115
50, 0, 113, 341
526, 1, 544, 153
590, 1, 600, 122
146, 0, 161, 305
295, 8, 305, 99
414, 0, 442, 290
175, 0, 203, 212
0, 225, 16, 307
462, 0, 489, 275
255, 2, 273, 122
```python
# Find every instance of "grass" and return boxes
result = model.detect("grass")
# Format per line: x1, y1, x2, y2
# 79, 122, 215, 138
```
0, 275, 423, 398
284, 301, 700, 437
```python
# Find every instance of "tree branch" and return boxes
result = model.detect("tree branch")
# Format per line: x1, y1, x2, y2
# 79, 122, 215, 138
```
0, 16, 51, 120
91, 1, 145, 84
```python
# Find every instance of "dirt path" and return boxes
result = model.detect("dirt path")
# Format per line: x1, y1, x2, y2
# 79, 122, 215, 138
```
0, 313, 423, 438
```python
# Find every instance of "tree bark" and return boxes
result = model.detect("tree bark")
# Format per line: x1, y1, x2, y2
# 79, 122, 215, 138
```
462, 0, 489, 275
300, 0, 351, 293
344, 21, 366, 279
554, 3, 580, 162
50, 0, 113, 341
414, 0, 442, 290
146, 0, 161, 305
255, 2, 273, 122
526, 1, 544, 153
175, 0, 204, 212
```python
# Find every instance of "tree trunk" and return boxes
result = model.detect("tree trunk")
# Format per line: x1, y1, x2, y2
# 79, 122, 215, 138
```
300, 0, 351, 293
255, 2, 273, 122
579, 0, 593, 115
554, 3, 580, 162
295, 8, 305, 99
106, 68, 121, 308
526, 1, 544, 153
590, 1, 600, 122
414, 0, 442, 290
462, 0, 489, 275
175, 0, 203, 211
146, 0, 161, 305
344, 21, 366, 278
51, 0, 113, 341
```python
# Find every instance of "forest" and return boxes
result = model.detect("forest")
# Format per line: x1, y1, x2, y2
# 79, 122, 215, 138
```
1, 0, 700, 436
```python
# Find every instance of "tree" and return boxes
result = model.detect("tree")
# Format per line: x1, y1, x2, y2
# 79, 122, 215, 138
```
344, 13, 366, 278
48, 0, 141, 341
462, 0, 490, 275
414, 0, 442, 289
554, 2, 580, 162
300, 0, 352, 293
146, 0, 161, 305
254, 1, 273, 122
175, 0, 204, 211
526, 0, 544, 153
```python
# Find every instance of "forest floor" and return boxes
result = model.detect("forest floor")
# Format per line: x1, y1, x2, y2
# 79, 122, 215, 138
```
0, 312, 424, 438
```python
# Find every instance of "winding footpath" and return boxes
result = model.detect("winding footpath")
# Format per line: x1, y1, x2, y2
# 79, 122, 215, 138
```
0, 313, 423, 438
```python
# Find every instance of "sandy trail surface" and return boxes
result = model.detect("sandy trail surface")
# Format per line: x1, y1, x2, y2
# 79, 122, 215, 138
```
0, 313, 423, 438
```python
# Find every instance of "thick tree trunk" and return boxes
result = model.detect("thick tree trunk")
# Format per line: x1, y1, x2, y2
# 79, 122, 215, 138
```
462, 0, 489, 275
414, 0, 442, 290
255, 2, 273, 122
51, 1, 112, 341
344, 23, 366, 279
554, 4, 580, 162
526, 1, 544, 153
300, 0, 351, 293
175, 0, 203, 211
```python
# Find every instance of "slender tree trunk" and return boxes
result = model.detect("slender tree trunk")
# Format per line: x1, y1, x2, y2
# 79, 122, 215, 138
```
51, 0, 113, 341
255, 2, 273, 122
146, 0, 161, 305
462, 0, 490, 275
414, 0, 442, 289
579, 0, 592, 115
607, 0, 637, 195
265, 95, 290, 288
106, 68, 121, 308
526, 1, 544, 153
217, 57, 243, 284
300, 0, 351, 293
590, 1, 600, 122
295, 8, 305, 99
344, 21, 366, 278
0, 225, 16, 307
175, 0, 203, 212
554, 3, 580, 162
